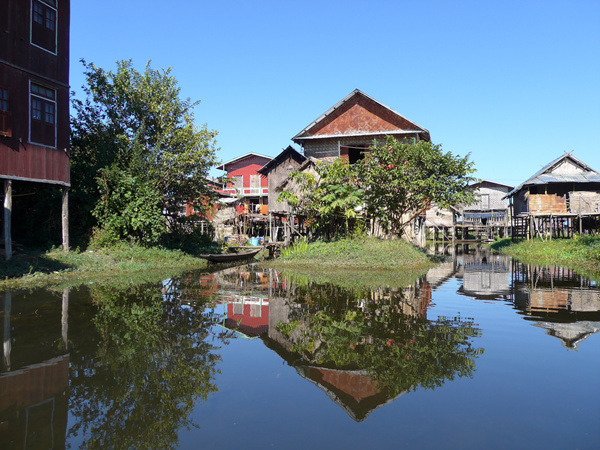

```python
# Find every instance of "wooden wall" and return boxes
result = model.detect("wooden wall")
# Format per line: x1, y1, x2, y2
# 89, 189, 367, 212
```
0, 0, 70, 186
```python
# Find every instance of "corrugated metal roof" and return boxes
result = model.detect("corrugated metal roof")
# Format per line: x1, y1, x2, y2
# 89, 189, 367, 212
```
505, 153, 600, 198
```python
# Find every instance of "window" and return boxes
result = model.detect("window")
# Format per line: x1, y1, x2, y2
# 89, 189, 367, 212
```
31, 0, 57, 53
0, 88, 10, 137
30, 82, 56, 147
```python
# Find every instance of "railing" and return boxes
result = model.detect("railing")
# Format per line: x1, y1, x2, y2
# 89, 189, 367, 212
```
222, 187, 268, 196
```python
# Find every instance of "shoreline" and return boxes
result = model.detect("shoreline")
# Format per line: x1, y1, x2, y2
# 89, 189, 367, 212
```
0, 244, 209, 290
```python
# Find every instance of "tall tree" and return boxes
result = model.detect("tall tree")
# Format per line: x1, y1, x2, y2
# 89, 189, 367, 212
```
359, 137, 476, 235
71, 60, 219, 245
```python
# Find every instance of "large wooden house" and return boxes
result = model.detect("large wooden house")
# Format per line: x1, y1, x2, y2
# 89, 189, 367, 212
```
292, 89, 430, 163
1, 0, 70, 258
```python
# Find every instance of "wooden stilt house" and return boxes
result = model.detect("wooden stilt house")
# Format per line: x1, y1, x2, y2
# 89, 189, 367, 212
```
505, 153, 600, 239
1, 0, 71, 259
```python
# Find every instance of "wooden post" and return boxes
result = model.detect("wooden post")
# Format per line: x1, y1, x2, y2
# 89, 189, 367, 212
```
62, 288, 69, 350
62, 187, 69, 251
3, 291, 11, 371
268, 213, 272, 242
4, 180, 12, 261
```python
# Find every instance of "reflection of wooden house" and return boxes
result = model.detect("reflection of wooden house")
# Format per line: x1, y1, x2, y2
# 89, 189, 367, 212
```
296, 366, 402, 422
0, 355, 69, 447
533, 320, 600, 350
511, 262, 600, 349
219, 295, 270, 338
292, 89, 430, 163
457, 253, 512, 300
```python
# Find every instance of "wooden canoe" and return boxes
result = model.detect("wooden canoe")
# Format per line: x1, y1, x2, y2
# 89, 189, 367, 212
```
198, 248, 261, 263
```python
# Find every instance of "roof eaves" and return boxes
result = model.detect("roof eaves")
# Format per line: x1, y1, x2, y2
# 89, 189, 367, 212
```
215, 152, 273, 171
257, 146, 306, 175
293, 130, 425, 141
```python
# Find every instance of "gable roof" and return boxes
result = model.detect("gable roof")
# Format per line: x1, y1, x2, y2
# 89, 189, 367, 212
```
506, 153, 600, 198
292, 89, 430, 143
470, 180, 514, 190
274, 156, 319, 192
257, 146, 306, 175
216, 153, 272, 171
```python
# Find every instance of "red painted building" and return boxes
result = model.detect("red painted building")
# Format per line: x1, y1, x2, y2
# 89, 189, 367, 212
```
216, 153, 271, 214
0, 0, 70, 258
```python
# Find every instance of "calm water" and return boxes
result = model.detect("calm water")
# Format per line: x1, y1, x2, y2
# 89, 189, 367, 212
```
1, 251, 599, 449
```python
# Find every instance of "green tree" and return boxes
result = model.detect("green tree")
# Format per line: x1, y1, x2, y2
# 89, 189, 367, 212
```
71, 60, 219, 245
359, 137, 476, 235
278, 159, 365, 237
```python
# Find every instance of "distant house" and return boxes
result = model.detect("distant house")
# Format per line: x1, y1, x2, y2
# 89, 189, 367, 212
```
257, 145, 307, 215
463, 180, 513, 225
506, 153, 600, 216
216, 153, 272, 215
292, 89, 430, 163
1, 0, 71, 258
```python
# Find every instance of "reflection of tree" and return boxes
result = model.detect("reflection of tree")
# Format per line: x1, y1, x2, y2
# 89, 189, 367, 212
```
277, 282, 483, 398
68, 282, 221, 449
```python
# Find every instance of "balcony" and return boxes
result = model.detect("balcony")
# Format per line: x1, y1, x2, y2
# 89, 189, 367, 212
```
222, 187, 269, 197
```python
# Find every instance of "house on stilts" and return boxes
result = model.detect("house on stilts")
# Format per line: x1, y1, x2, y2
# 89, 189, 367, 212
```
1, 0, 71, 259
285, 89, 432, 245
505, 152, 600, 240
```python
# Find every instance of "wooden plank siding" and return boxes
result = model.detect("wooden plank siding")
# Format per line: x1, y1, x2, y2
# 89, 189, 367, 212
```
0, 0, 70, 186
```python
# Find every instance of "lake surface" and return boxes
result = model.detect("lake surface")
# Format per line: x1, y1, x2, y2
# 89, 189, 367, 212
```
1, 250, 599, 449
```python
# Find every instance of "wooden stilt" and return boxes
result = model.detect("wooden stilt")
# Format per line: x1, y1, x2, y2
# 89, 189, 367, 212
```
4, 180, 12, 261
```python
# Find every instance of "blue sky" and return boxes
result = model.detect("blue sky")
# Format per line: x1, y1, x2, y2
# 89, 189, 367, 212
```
70, 0, 600, 186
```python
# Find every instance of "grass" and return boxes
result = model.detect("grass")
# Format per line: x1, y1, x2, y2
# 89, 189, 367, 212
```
490, 236, 600, 276
0, 243, 210, 290
273, 236, 433, 270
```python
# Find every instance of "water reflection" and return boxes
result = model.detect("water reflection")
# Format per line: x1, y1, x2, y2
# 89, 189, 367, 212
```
1, 250, 598, 445
1, 289, 70, 448
510, 261, 600, 349
1, 283, 223, 448
436, 246, 600, 349
207, 267, 483, 422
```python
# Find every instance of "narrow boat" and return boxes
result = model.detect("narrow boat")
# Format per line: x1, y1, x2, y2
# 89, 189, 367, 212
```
198, 248, 261, 263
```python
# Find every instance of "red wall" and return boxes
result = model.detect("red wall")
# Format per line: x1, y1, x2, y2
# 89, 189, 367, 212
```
224, 155, 270, 188
0, 0, 70, 185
